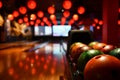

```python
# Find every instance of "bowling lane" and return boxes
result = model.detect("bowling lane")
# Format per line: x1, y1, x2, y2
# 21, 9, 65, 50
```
0, 41, 72, 80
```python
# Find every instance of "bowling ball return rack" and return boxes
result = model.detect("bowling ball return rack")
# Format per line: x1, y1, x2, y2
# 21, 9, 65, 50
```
66, 30, 94, 80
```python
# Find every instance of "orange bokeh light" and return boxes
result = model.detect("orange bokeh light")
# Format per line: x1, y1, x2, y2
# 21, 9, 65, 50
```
30, 14, 37, 20
35, 55, 39, 60
51, 68, 55, 74
8, 14, 14, 21
23, 16, 28, 22
50, 14, 56, 21
68, 19, 74, 25
73, 14, 79, 21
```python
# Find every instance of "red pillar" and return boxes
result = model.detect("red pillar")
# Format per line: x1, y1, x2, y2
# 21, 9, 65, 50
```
102, 0, 119, 46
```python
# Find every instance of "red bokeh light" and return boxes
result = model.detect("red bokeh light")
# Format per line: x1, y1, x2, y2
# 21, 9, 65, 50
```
48, 6, 55, 14
44, 64, 48, 70
118, 20, 120, 25
31, 68, 36, 75
12, 10, 19, 18
30, 21, 35, 25
68, 19, 74, 25
19, 61, 23, 68
31, 58, 35, 64
18, 18, 23, 24
41, 22, 44, 26
52, 20, 57, 25
0, 1, 3, 8
37, 62, 40, 66
26, 22, 29, 26
62, 0, 72, 10
8, 68, 14, 76
37, 11, 44, 18
43, 17, 48, 22
99, 20, 103, 25
23, 16, 28, 22
118, 8, 120, 13
26, 57, 30, 62
36, 19, 41, 24
27, 0, 37, 9
63, 11, 70, 18
94, 18, 99, 23
92, 23, 96, 27
77, 6, 85, 14
61, 17, 66, 25
19, 6, 27, 14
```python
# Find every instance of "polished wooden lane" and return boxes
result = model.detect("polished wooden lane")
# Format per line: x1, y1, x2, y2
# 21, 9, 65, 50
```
0, 41, 72, 80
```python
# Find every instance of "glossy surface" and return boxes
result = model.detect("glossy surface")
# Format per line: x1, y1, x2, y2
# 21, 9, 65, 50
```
0, 41, 71, 80
84, 54, 120, 80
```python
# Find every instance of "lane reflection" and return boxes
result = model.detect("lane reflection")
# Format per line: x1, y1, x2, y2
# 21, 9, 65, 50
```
0, 42, 67, 80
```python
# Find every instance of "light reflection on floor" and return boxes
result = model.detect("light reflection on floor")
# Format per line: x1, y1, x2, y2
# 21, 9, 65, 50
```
0, 41, 70, 80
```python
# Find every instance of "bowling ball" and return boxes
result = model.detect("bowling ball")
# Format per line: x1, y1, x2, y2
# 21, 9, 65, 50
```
109, 48, 120, 59
70, 42, 83, 51
101, 44, 115, 54
77, 49, 104, 74
84, 54, 120, 80
88, 41, 99, 48
70, 42, 87, 59
93, 42, 106, 50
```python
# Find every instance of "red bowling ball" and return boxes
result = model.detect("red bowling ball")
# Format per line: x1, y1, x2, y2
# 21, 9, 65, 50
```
84, 54, 120, 80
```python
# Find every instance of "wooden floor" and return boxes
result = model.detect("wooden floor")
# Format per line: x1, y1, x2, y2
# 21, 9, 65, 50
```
0, 41, 72, 80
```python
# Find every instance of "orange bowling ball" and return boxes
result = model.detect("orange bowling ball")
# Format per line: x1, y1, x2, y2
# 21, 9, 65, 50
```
70, 42, 87, 59
84, 54, 120, 80
93, 42, 106, 50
